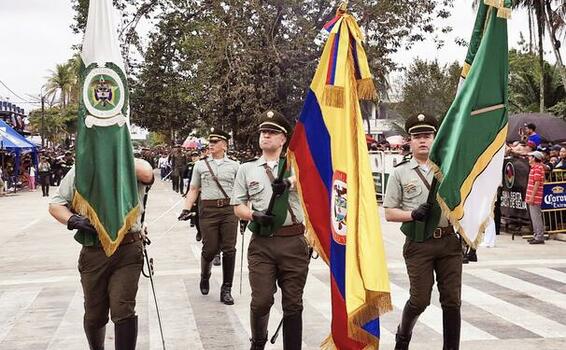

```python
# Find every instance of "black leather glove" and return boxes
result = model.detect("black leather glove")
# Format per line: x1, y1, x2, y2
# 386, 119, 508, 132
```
272, 178, 291, 196
252, 210, 275, 226
411, 203, 432, 221
67, 214, 97, 234
178, 209, 194, 221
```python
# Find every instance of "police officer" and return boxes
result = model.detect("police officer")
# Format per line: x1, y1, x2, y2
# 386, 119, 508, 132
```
48, 158, 154, 350
232, 111, 310, 350
184, 151, 203, 241
178, 129, 239, 305
170, 146, 186, 193
383, 113, 462, 350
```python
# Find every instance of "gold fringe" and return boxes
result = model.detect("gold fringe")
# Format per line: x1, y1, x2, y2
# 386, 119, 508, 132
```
323, 85, 345, 108
357, 78, 377, 101
347, 291, 392, 346
72, 190, 140, 257
427, 159, 499, 249
347, 55, 394, 345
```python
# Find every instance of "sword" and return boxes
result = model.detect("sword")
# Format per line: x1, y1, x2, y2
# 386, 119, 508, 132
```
161, 170, 173, 181
270, 317, 284, 344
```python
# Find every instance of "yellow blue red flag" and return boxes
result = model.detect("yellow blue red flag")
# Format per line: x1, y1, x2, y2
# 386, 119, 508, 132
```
288, 6, 392, 349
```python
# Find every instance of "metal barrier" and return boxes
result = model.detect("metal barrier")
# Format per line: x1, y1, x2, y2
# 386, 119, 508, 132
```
369, 151, 404, 202
542, 169, 566, 238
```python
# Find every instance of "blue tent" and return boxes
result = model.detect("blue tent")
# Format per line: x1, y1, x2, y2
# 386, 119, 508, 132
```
0, 119, 38, 187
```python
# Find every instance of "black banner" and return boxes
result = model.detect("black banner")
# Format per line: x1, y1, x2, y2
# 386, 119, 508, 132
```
500, 157, 530, 222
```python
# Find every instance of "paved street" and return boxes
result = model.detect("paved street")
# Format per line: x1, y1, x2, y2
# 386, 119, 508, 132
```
1, 177, 566, 350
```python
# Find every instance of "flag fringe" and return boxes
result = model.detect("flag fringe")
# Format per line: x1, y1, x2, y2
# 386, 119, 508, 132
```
357, 78, 377, 101
428, 124, 506, 222
72, 190, 140, 257
428, 132, 503, 250
347, 291, 392, 347
347, 52, 392, 346
287, 151, 330, 264
434, 190, 496, 249
323, 85, 345, 108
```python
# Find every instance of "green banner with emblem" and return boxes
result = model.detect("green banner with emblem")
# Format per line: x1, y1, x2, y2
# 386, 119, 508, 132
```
71, 0, 139, 257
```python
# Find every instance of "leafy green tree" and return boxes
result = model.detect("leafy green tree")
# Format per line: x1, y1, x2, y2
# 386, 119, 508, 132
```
127, 0, 453, 146
29, 105, 78, 145
396, 59, 461, 121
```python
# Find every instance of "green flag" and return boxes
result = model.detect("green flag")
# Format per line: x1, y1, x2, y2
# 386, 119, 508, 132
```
428, 0, 511, 248
72, 0, 139, 257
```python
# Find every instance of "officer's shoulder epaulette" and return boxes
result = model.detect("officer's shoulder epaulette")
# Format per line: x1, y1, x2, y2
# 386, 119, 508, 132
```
394, 158, 411, 168
242, 157, 259, 164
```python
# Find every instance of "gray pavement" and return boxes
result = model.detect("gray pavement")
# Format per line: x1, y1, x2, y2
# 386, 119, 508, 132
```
1, 178, 566, 350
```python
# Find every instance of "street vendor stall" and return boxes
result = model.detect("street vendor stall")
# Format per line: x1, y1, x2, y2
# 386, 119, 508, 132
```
0, 119, 38, 191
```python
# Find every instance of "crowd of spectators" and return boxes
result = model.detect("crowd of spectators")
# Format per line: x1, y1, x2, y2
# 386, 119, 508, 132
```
0, 147, 74, 196
503, 122, 566, 245
505, 122, 566, 172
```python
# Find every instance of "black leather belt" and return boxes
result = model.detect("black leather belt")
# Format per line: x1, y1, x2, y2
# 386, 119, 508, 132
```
201, 198, 231, 208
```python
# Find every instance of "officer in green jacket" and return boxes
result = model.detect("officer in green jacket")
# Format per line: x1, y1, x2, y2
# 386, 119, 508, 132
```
383, 113, 462, 350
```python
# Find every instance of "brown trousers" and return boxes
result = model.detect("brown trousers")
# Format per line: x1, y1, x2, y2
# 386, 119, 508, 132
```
199, 205, 238, 261
78, 241, 144, 329
248, 234, 310, 317
403, 234, 463, 313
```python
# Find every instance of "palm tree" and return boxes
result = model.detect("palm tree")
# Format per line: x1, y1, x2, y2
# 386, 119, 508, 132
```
512, 0, 546, 112
543, 0, 566, 90
66, 54, 82, 105
44, 62, 77, 109
509, 51, 565, 113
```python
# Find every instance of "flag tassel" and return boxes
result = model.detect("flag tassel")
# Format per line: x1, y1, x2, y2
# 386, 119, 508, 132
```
356, 78, 377, 101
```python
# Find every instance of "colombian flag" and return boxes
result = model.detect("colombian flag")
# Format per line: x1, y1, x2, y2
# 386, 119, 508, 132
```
288, 7, 392, 349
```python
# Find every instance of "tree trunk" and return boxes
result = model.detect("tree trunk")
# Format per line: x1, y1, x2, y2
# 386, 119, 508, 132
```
528, 9, 533, 53
544, 0, 566, 90
537, 1, 545, 112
